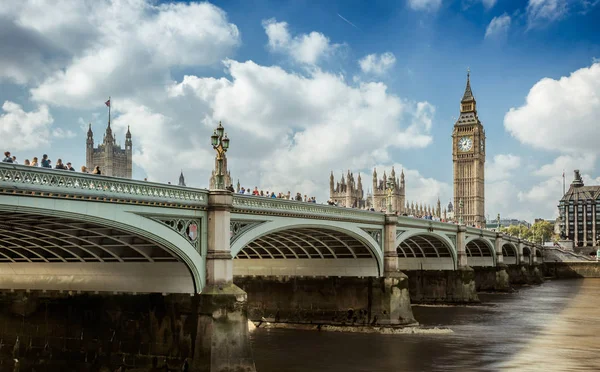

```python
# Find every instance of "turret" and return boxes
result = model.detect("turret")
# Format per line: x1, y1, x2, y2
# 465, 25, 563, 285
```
236, 179, 240, 193
330, 171, 335, 193
372, 168, 378, 191
86, 123, 94, 171
125, 125, 132, 179
357, 173, 363, 198
178, 170, 186, 187
436, 198, 441, 218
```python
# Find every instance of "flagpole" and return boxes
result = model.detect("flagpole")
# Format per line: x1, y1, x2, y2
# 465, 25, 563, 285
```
562, 169, 565, 195
108, 96, 111, 126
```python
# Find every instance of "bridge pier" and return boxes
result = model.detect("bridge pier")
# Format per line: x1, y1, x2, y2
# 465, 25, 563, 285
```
491, 233, 511, 291
194, 190, 256, 372
382, 214, 416, 325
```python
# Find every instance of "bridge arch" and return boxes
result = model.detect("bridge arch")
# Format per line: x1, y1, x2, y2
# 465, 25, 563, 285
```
230, 218, 383, 277
464, 236, 495, 267
396, 231, 456, 270
0, 196, 205, 293
502, 242, 518, 265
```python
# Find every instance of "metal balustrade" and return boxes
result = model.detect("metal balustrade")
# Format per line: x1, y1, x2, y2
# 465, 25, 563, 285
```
0, 163, 208, 205
232, 194, 385, 222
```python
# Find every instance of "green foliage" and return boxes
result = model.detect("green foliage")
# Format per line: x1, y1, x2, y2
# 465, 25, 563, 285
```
500, 220, 554, 243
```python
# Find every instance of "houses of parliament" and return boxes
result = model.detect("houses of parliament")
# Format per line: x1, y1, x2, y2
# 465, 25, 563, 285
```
86, 119, 132, 178
329, 71, 486, 226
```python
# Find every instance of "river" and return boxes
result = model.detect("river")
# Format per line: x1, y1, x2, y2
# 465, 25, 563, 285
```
250, 279, 599, 371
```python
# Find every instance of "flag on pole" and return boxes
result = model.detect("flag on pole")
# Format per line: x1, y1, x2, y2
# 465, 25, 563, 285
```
105, 99, 111, 107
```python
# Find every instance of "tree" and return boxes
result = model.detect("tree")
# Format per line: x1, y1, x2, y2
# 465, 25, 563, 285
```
499, 220, 555, 243
530, 220, 554, 244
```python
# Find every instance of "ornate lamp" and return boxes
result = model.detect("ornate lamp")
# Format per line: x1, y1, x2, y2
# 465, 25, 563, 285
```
211, 122, 229, 190
386, 175, 394, 213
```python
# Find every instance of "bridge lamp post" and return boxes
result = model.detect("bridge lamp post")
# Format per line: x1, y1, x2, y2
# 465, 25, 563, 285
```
210, 122, 230, 190
458, 198, 464, 225
496, 213, 501, 231
386, 175, 394, 213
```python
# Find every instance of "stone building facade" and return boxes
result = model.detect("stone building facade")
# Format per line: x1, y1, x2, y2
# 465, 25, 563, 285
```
329, 167, 442, 217
369, 167, 405, 212
452, 71, 486, 226
86, 121, 132, 178
329, 170, 366, 208
558, 170, 600, 251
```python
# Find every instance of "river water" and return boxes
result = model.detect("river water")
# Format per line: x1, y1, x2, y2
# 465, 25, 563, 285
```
250, 279, 600, 372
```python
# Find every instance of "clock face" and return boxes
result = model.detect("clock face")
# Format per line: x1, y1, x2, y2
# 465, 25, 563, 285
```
458, 136, 473, 152
480, 139, 484, 152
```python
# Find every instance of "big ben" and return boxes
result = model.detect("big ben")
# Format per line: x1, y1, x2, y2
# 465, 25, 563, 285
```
452, 70, 485, 226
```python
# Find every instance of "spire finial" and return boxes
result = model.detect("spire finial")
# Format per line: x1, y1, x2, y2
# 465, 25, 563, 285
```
461, 68, 474, 103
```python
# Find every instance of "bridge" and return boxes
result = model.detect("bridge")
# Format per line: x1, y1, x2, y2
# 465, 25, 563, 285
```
0, 162, 545, 370
0, 163, 542, 293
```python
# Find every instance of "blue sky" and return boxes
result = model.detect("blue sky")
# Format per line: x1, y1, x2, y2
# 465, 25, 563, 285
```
1, 0, 599, 222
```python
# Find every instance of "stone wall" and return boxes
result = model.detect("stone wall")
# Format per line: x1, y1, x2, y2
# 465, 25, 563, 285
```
0, 292, 198, 371
545, 262, 600, 278
233, 275, 415, 326
472, 266, 511, 292
506, 264, 544, 285
403, 268, 479, 303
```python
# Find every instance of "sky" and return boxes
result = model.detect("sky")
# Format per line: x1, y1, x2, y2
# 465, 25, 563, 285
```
1, 0, 599, 223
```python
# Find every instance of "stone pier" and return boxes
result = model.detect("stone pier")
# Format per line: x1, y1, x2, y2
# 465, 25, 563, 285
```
507, 264, 544, 285
234, 275, 416, 326
197, 190, 256, 372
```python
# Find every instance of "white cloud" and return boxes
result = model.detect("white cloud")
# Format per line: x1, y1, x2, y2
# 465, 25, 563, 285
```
0, 101, 53, 150
163, 60, 435, 199
481, 0, 497, 8
526, 0, 568, 28
535, 154, 596, 177
359, 52, 397, 75
485, 14, 511, 38
262, 18, 339, 65
408, 0, 443, 11
486, 154, 521, 182
52, 128, 77, 139
13, 0, 241, 108
463, 0, 497, 10
504, 62, 600, 154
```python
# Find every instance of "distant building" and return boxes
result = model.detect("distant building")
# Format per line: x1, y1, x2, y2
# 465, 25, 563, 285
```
558, 170, 600, 249
485, 219, 531, 229
178, 171, 186, 187
329, 167, 441, 217
86, 120, 132, 178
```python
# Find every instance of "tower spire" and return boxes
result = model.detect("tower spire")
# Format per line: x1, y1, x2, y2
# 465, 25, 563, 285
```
462, 69, 474, 103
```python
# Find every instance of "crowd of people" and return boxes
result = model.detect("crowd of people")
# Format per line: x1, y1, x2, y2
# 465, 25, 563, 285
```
3, 150, 481, 227
235, 186, 317, 203
3, 151, 101, 174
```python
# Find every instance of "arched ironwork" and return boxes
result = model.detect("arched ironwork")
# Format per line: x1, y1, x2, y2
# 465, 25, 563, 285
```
397, 234, 453, 258
235, 228, 374, 260
502, 243, 517, 257
465, 239, 494, 257
0, 212, 179, 263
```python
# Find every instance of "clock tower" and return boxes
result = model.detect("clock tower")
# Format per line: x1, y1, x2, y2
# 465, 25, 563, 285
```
452, 70, 485, 226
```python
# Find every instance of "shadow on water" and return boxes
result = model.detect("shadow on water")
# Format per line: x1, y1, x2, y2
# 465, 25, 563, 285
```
250, 279, 586, 372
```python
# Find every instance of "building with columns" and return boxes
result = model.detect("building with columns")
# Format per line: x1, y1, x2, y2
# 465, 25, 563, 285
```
452, 71, 486, 226
558, 170, 600, 251
86, 121, 132, 178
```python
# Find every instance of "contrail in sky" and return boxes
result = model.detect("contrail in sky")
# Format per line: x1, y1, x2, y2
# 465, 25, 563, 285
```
337, 13, 362, 31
